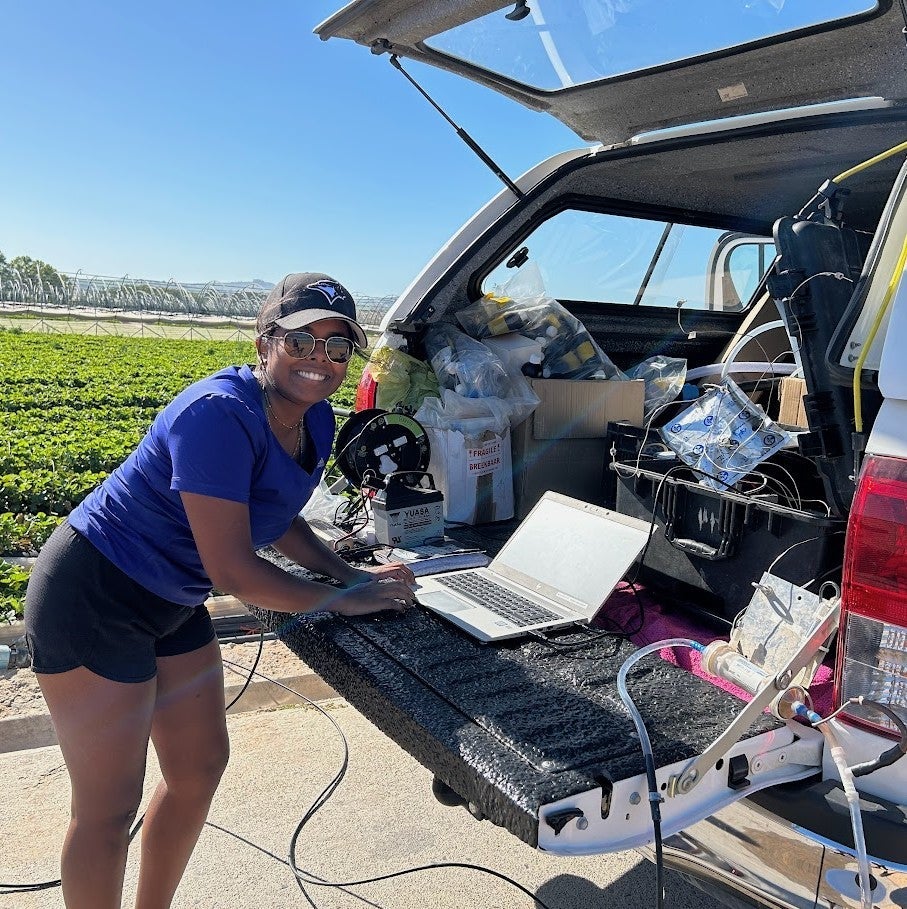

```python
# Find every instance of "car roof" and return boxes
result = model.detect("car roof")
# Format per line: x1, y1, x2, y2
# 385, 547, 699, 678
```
317, 0, 907, 146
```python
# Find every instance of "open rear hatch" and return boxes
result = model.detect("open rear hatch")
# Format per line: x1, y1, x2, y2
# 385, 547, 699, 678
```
304, 0, 907, 858
317, 0, 907, 146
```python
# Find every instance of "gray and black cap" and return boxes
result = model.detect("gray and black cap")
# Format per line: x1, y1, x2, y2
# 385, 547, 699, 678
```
256, 272, 367, 349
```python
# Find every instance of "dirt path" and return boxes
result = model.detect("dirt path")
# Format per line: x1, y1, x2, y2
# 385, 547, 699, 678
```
0, 637, 311, 721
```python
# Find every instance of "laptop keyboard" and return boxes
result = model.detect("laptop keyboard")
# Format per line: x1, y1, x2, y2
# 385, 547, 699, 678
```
436, 572, 562, 627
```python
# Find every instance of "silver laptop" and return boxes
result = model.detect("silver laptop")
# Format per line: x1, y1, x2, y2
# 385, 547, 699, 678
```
414, 491, 651, 642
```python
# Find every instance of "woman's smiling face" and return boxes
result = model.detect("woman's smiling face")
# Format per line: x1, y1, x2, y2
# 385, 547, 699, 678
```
257, 317, 351, 408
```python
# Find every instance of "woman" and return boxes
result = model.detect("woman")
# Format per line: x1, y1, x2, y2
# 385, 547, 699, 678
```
24, 272, 416, 909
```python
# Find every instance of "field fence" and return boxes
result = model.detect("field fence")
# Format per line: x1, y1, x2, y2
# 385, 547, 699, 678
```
0, 270, 396, 341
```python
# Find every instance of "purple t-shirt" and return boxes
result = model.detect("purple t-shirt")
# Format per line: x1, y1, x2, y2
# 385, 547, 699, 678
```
69, 365, 334, 605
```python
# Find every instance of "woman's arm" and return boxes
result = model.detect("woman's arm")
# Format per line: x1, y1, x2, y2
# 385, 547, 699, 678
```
180, 492, 415, 615
272, 515, 366, 585
273, 516, 415, 587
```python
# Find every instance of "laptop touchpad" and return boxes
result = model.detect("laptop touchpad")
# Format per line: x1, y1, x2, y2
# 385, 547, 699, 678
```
417, 591, 471, 614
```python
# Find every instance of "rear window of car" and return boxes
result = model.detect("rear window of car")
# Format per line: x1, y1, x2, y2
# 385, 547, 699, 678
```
481, 208, 774, 313
426, 0, 878, 90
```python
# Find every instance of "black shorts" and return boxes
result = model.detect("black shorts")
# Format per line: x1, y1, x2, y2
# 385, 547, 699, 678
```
24, 522, 216, 683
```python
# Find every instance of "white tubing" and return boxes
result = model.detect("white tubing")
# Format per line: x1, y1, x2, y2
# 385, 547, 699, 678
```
618, 639, 704, 767
686, 361, 798, 381
720, 320, 794, 381
617, 638, 704, 909
822, 722, 873, 909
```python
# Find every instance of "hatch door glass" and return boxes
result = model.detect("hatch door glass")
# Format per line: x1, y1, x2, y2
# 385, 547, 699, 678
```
427, 0, 879, 90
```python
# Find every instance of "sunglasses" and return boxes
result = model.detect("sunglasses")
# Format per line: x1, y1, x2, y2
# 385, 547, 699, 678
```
271, 331, 357, 364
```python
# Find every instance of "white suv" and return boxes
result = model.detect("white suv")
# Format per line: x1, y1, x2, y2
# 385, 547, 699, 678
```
303, 4, 907, 908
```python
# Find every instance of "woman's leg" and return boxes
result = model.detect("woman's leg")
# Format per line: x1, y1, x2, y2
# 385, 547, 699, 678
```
36, 667, 157, 909
135, 638, 230, 909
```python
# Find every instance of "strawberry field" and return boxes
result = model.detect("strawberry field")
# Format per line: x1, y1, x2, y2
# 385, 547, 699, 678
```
0, 328, 363, 617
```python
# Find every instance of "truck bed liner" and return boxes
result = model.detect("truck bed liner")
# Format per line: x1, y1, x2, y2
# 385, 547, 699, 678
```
256, 581, 782, 848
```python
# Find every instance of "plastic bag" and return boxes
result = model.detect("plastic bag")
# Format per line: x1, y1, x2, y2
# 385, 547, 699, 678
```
625, 355, 687, 418
659, 378, 792, 491
423, 324, 511, 399
368, 346, 440, 413
414, 389, 511, 435
419, 324, 540, 429
414, 390, 514, 524
456, 263, 625, 381
301, 479, 347, 525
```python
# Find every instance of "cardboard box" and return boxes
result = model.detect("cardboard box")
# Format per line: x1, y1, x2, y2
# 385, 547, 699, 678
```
778, 376, 808, 428
512, 378, 645, 518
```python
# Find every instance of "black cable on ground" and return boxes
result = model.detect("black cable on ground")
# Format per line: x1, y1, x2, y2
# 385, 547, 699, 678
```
0, 878, 61, 895
219, 660, 563, 909
8, 643, 571, 907
225, 626, 265, 710
0, 772, 150, 895
204, 821, 383, 909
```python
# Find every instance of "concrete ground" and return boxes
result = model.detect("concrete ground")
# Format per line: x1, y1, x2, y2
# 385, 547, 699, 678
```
1, 693, 727, 909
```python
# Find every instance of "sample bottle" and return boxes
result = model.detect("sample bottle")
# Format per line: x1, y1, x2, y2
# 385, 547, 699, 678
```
701, 641, 768, 695
521, 352, 544, 378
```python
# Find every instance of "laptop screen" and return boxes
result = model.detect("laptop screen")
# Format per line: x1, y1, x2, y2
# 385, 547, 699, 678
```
493, 495, 650, 610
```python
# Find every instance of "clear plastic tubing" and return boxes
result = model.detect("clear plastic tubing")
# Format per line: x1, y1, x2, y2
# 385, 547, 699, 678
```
685, 361, 798, 381
719, 320, 790, 381
618, 639, 704, 780
618, 638, 703, 909
822, 720, 874, 909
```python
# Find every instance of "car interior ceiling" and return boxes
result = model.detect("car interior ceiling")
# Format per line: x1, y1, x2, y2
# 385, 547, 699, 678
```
393, 114, 907, 484
572, 119, 907, 231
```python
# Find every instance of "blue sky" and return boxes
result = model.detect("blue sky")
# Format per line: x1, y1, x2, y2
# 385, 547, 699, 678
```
2, 1, 578, 295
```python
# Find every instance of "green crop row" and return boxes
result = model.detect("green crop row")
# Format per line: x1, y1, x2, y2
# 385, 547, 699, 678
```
1, 560, 30, 624
0, 512, 61, 555
0, 332, 254, 412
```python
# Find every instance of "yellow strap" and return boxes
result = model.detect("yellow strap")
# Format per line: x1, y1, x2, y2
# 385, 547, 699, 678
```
835, 139, 907, 183
853, 232, 907, 432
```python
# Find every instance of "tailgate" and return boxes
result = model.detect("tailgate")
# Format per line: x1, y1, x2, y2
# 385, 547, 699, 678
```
256, 584, 823, 852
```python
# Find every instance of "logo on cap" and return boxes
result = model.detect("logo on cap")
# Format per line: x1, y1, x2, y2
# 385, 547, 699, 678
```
307, 280, 347, 307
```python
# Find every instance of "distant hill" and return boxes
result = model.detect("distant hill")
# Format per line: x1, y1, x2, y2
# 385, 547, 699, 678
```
179, 278, 275, 294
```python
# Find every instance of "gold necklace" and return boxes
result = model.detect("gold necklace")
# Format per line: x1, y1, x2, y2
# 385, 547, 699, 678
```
263, 389, 303, 458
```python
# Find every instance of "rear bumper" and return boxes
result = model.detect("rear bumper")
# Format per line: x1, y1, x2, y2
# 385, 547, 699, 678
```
647, 789, 907, 909
647, 798, 823, 909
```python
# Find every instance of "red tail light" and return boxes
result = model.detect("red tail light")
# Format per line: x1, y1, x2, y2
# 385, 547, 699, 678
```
835, 454, 907, 738
354, 365, 378, 412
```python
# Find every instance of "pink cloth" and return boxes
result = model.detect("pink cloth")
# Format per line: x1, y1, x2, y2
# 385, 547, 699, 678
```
595, 585, 835, 715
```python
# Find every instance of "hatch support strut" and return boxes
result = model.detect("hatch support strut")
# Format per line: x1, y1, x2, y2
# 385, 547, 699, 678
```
380, 50, 526, 200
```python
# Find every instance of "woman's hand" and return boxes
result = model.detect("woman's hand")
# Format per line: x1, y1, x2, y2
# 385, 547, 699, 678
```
353, 561, 417, 586
331, 574, 417, 616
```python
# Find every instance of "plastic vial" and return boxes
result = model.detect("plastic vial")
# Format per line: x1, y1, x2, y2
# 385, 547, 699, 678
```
701, 641, 768, 695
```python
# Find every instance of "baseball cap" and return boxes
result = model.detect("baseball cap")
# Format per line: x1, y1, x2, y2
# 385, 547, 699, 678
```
256, 272, 367, 349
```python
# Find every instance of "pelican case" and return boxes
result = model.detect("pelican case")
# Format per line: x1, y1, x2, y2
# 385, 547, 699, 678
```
610, 453, 846, 622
